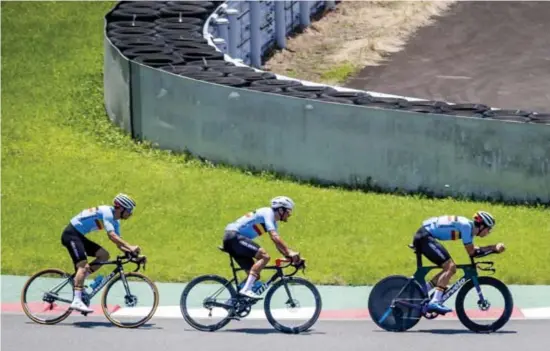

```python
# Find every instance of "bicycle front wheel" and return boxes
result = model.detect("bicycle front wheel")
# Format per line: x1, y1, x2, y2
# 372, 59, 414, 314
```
101, 272, 159, 328
264, 277, 322, 334
455, 276, 514, 333
20, 268, 75, 325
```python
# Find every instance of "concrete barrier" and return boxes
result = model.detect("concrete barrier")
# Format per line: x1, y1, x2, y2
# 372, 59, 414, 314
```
103, 1, 550, 205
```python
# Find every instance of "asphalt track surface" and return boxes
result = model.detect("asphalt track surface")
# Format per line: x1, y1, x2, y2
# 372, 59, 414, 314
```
346, 1, 550, 113
2, 313, 549, 351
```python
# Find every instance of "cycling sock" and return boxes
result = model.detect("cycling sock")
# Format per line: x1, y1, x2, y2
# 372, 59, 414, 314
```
430, 287, 444, 304
74, 289, 82, 300
242, 274, 257, 291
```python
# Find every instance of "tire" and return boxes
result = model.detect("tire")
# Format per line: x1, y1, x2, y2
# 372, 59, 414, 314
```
180, 274, 237, 332
263, 277, 322, 334
20, 268, 74, 325
101, 272, 160, 328
454, 276, 514, 333
368, 275, 426, 332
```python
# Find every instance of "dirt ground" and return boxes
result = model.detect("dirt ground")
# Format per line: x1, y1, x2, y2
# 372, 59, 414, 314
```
262, 0, 456, 85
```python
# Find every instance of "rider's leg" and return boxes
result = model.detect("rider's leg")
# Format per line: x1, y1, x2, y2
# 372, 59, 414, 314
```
418, 235, 453, 313
241, 248, 270, 293
430, 259, 456, 304
88, 247, 110, 274
61, 227, 94, 313
70, 260, 94, 313
426, 270, 445, 292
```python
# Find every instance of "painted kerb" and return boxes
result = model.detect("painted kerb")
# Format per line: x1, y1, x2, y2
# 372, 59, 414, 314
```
103, 2, 550, 205
130, 62, 550, 204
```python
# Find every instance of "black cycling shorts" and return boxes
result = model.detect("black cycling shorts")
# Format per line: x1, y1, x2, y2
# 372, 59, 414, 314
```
61, 223, 103, 266
222, 231, 260, 271
412, 227, 452, 267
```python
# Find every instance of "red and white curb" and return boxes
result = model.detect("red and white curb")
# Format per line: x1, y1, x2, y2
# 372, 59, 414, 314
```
5, 303, 550, 321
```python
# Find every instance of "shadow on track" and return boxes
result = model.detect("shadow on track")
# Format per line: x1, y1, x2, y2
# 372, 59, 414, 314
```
23, 320, 162, 330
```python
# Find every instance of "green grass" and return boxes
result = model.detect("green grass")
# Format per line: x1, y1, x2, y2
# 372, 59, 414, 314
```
2, 2, 549, 286
320, 63, 360, 84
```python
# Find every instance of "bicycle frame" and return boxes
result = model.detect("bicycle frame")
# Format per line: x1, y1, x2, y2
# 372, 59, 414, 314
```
205, 251, 305, 311
391, 248, 496, 311
43, 254, 144, 306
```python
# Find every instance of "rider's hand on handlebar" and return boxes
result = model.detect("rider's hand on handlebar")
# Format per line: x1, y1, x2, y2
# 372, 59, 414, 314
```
495, 243, 505, 253
128, 245, 141, 256
287, 250, 301, 264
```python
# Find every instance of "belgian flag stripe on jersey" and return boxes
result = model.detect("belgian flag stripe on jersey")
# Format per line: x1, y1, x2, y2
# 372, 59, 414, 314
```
253, 223, 267, 236
451, 230, 461, 240
95, 219, 104, 230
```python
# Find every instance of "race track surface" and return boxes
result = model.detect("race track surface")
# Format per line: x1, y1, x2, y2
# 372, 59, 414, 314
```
346, 1, 550, 113
2, 314, 548, 351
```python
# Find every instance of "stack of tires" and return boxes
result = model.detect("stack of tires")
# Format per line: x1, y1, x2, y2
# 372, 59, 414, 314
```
104, 2, 549, 123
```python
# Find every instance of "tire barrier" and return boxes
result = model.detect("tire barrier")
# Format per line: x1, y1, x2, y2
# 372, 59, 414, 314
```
103, 1, 550, 205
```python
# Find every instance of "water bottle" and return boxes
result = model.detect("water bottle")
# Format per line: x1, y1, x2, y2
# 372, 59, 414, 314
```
252, 281, 267, 294
90, 275, 104, 290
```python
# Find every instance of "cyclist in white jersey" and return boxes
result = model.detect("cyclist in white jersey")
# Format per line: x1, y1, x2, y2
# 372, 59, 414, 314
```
61, 193, 141, 313
412, 211, 505, 314
222, 196, 302, 299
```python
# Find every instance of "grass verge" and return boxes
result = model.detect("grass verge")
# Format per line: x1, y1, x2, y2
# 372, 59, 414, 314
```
2, 2, 549, 286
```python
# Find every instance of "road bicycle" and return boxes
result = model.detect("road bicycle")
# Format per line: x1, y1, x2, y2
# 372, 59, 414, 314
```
368, 243, 514, 333
180, 245, 322, 334
21, 253, 159, 328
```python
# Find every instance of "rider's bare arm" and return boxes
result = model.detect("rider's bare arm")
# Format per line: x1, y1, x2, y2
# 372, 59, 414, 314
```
268, 230, 295, 257
107, 231, 138, 253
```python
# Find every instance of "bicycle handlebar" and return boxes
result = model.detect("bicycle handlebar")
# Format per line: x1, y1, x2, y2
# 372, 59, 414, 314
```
468, 253, 497, 274
115, 253, 147, 272
274, 257, 307, 277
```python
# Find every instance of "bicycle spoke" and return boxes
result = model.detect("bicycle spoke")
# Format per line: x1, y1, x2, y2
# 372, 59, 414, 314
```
180, 275, 237, 332
22, 269, 74, 325
102, 272, 159, 328
264, 278, 322, 334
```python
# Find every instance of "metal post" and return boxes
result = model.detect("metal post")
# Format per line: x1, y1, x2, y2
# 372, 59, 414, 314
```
299, 1, 310, 27
226, 8, 239, 58
274, 0, 286, 49
249, 0, 261, 67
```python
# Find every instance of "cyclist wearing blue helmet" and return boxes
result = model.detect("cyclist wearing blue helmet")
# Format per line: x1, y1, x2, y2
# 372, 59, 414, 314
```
222, 196, 302, 299
61, 193, 141, 313
412, 211, 505, 315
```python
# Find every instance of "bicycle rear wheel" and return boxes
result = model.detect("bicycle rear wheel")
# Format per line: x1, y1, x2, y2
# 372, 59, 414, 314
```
264, 277, 322, 334
180, 274, 238, 332
20, 268, 74, 325
368, 275, 426, 332
101, 272, 159, 328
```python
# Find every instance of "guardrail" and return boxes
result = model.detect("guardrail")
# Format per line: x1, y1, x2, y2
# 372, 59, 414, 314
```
103, 1, 550, 205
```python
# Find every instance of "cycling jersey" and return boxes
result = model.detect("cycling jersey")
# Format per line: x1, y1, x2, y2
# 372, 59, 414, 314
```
225, 207, 278, 240
421, 215, 474, 245
69, 206, 121, 236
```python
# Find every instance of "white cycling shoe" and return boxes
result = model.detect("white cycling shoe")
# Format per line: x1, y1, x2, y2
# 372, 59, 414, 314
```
70, 299, 94, 313
239, 289, 261, 299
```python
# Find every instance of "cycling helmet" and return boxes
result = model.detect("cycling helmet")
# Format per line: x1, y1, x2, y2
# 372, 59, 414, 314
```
473, 211, 495, 228
114, 193, 136, 211
271, 196, 295, 211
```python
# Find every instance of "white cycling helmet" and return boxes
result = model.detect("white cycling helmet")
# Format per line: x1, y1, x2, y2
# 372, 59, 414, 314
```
474, 211, 495, 228
114, 193, 136, 211
271, 196, 295, 211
